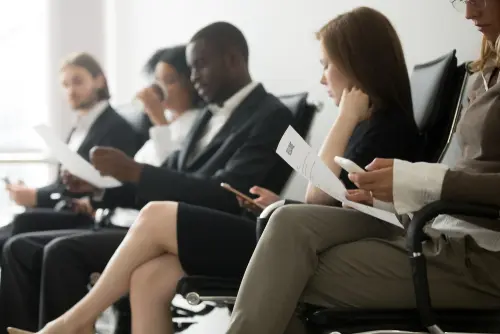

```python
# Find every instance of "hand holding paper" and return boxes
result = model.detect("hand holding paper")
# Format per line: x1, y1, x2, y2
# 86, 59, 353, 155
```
90, 146, 143, 183
276, 126, 403, 228
349, 158, 395, 203
34, 124, 121, 188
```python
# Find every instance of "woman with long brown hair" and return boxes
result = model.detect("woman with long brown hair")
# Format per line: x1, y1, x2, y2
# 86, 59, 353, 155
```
226, 2, 500, 333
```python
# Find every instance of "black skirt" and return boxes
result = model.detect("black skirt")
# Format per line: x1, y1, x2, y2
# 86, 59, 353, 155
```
176, 202, 257, 278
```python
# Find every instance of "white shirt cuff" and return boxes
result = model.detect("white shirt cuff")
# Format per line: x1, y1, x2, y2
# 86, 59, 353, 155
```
393, 159, 449, 215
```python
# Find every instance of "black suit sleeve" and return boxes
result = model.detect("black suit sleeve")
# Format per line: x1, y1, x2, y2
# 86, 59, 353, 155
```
92, 183, 138, 210
134, 106, 292, 213
96, 120, 144, 158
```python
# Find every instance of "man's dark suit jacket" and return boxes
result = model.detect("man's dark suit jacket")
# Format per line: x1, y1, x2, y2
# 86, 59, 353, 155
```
97, 84, 293, 214
36, 105, 144, 208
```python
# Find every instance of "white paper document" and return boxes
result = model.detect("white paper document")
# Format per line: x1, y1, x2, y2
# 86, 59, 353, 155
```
276, 126, 403, 228
34, 124, 122, 188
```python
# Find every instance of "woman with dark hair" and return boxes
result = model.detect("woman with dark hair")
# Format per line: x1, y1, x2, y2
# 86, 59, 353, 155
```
133, 45, 202, 166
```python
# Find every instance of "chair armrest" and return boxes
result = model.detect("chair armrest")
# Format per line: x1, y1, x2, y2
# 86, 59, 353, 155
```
256, 199, 304, 240
407, 200, 500, 252
406, 200, 500, 330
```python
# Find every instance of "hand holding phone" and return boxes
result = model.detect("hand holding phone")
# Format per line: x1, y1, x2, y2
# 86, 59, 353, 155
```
221, 183, 266, 213
334, 156, 365, 174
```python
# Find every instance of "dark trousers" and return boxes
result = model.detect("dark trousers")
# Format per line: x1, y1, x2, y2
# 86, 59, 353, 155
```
0, 208, 94, 253
0, 212, 124, 331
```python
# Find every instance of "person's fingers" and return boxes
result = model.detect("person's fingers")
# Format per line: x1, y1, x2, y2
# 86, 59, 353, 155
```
345, 191, 367, 201
345, 190, 372, 205
249, 186, 267, 195
254, 197, 266, 205
90, 146, 117, 161
348, 171, 379, 187
365, 158, 393, 171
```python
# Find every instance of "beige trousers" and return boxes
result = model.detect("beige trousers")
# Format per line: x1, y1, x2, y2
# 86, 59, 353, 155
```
226, 204, 500, 334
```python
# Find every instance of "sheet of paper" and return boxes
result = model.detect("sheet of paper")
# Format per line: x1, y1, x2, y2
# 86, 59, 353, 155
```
34, 124, 122, 188
276, 126, 403, 228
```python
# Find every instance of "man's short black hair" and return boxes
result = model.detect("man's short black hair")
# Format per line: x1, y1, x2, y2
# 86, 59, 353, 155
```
190, 22, 249, 64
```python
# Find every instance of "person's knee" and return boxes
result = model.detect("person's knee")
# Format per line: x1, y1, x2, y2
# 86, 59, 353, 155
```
130, 257, 181, 302
133, 201, 178, 234
265, 205, 309, 239
2, 235, 28, 263
43, 237, 72, 270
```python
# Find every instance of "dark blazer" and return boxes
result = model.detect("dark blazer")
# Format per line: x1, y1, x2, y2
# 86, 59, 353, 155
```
98, 84, 293, 214
36, 105, 144, 208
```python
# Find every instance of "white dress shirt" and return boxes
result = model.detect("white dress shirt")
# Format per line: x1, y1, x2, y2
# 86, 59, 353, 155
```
67, 101, 109, 151
392, 159, 500, 252
187, 82, 259, 163
134, 110, 199, 166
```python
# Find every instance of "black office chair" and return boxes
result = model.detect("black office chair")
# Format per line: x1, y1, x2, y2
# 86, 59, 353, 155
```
176, 53, 475, 332
261, 92, 322, 194
411, 49, 467, 162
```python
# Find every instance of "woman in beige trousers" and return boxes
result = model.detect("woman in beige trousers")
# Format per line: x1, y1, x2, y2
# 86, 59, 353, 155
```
226, 2, 500, 334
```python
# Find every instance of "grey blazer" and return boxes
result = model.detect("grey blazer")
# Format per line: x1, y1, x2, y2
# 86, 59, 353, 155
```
440, 67, 500, 231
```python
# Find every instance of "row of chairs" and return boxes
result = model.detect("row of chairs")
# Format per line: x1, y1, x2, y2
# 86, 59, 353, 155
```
175, 51, 500, 334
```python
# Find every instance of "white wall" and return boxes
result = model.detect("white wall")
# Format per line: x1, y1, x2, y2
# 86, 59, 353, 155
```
47, 0, 106, 137
107, 0, 482, 199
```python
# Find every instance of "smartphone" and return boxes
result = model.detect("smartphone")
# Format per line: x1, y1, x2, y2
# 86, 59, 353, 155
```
2, 177, 11, 185
220, 183, 266, 210
334, 156, 366, 174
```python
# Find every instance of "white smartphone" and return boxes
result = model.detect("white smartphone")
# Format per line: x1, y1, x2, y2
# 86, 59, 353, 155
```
334, 156, 366, 174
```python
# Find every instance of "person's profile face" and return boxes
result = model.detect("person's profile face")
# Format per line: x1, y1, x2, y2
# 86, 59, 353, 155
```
186, 39, 226, 104
60, 65, 101, 110
319, 41, 350, 107
154, 62, 191, 111
465, 1, 500, 42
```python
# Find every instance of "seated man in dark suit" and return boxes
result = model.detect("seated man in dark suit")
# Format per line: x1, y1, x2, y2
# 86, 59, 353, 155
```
0, 22, 292, 331
0, 52, 143, 250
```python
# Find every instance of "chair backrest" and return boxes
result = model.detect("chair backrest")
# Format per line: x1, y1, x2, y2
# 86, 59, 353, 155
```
438, 63, 473, 166
410, 50, 466, 162
261, 92, 321, 194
